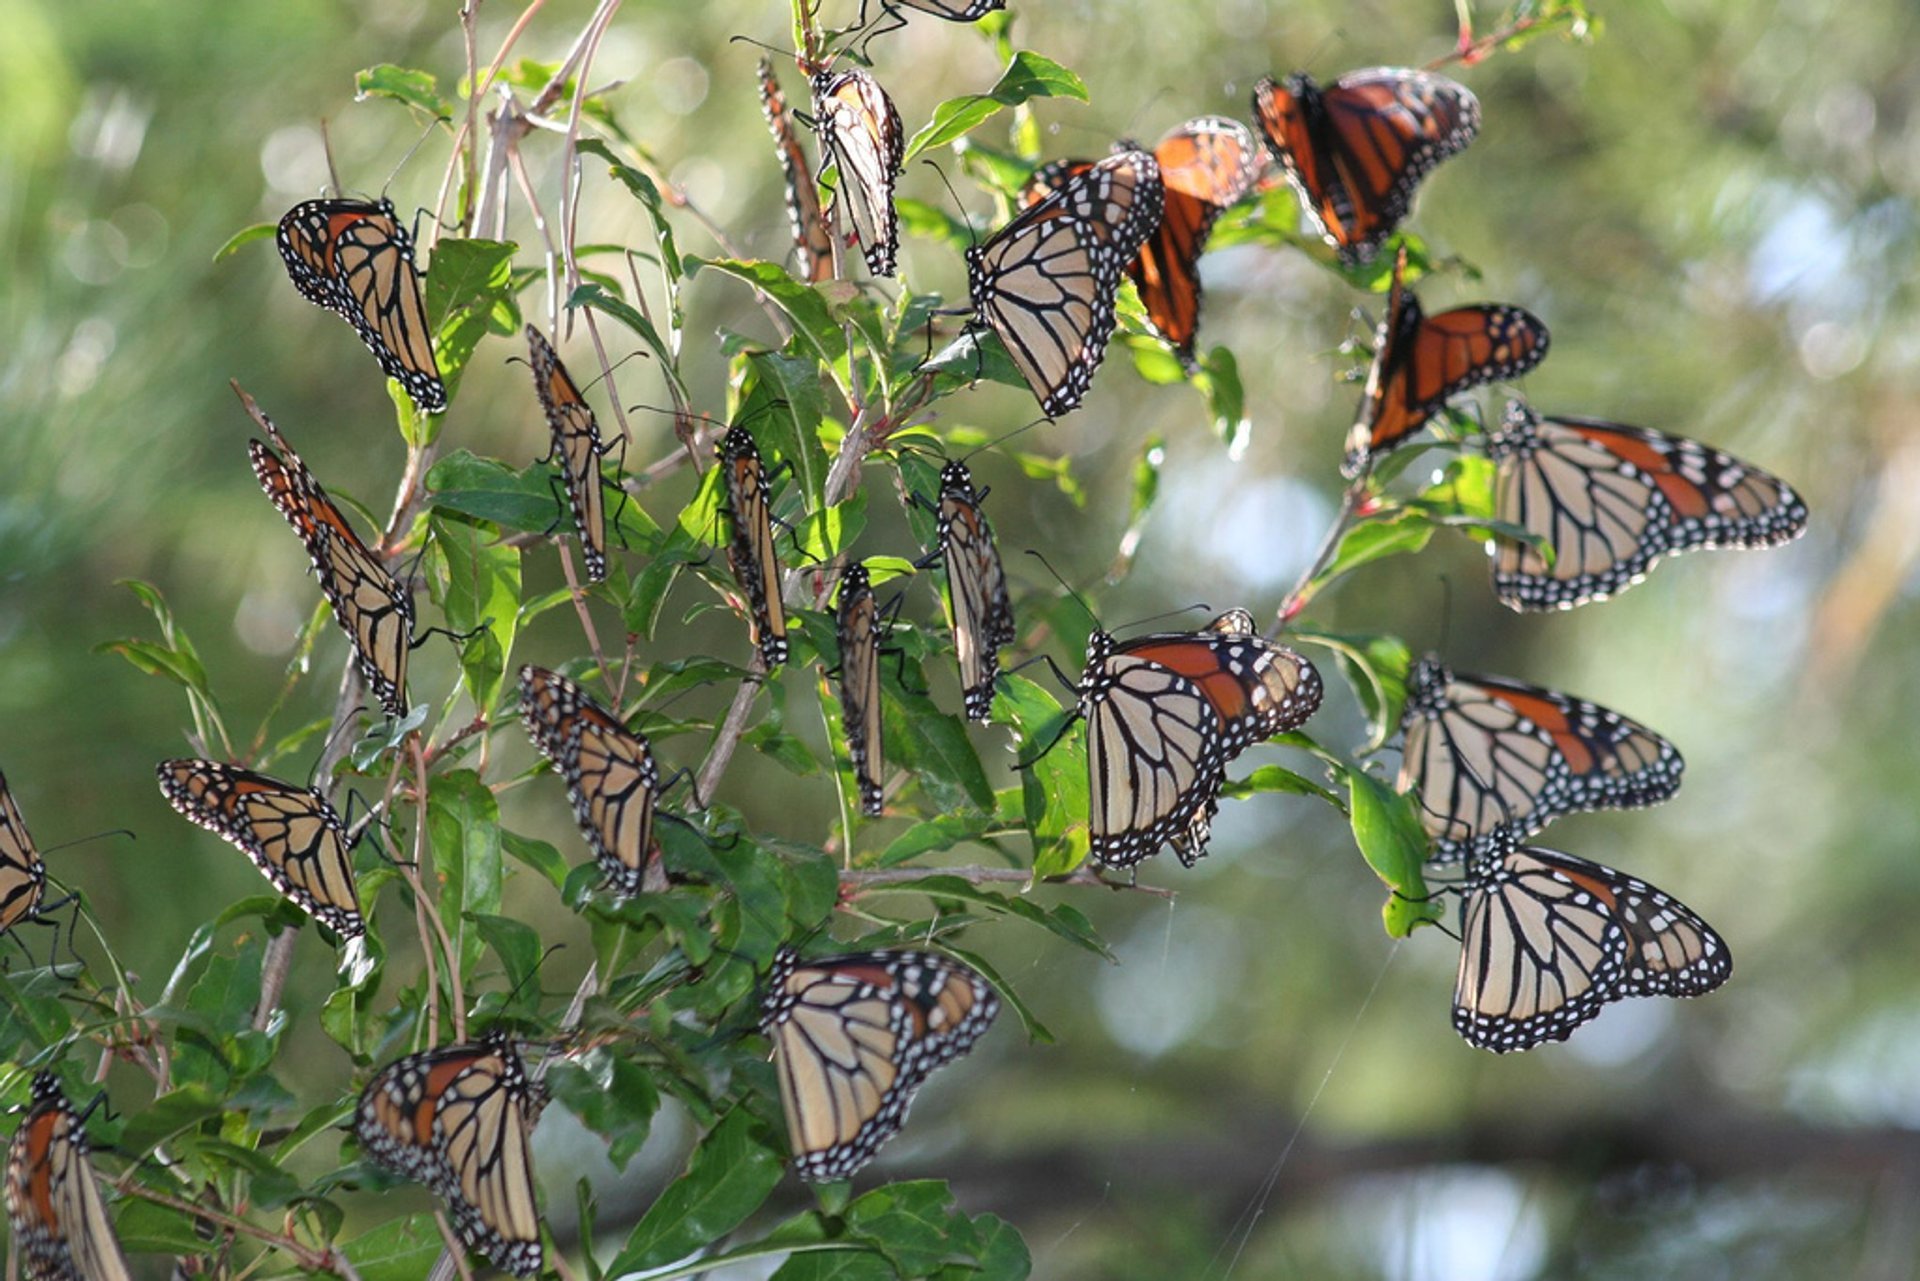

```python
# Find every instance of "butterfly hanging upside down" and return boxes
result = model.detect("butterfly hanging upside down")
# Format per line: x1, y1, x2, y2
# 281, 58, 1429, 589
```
1074, 609, 1322, 869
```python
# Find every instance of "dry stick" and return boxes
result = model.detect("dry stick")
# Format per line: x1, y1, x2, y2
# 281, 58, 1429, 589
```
1272, 477, 1368, 633
1424, 10, 1578, 71
430, 0, 548, 250
114, 1182, 341, 1275
409, 738, 469, 1043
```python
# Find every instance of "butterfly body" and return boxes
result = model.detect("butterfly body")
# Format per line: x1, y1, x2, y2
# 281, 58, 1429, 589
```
967, 149, 1165, 417
1488, 401, 1809, 610
1252, 67, 1479, 266
4, 1074, 133, 1281
356, 1031, 543, 1276
810, 68, 905, 277
156, 760, 364, 938
276, 197, 446, 413
1079, 609, 1321, 867
1453, 831, 1731, 1053
519, 666, 661, 896
525, 325, 611, 582
1398, 655, 1685, 863
762, 947, 998, 1182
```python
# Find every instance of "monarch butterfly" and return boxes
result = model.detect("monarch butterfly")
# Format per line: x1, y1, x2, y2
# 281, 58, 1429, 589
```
355, 1029, 543, 1277
525, 325, 613, 583
1451, 829, 1731, 1053
1487, 400, 1811, 612
1398, 655, 1685, 864
1251, 67, 1479, 266
1022, 118, 1261, 369
966, 149, 1165, 417
1344, 247, 1550, 477
0, 772, 48, 937
718, 426, 789, 668
809, 67, 905, 277
758, 57, 834, 284
518, 665, 660, 895
276, 197, 446, 413
1077, 609, 1322, 868
4, 1073, 134, 1281
248, 406, 414, 717
925, 461, 1014, 722
156, 760, 365, 938
762, 946, 999, 1182
885, 0, 1005, 18
835, 563, 888, 816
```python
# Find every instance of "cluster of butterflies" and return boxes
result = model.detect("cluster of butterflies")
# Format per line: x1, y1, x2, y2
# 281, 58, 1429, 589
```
0, 9, 1818, 1276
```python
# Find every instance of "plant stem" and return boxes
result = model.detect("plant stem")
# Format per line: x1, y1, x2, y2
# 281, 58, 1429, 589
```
1274, 478, 1367, 631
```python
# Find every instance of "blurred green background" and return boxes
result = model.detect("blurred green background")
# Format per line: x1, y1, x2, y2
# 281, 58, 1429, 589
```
4, 0, 1918, 1276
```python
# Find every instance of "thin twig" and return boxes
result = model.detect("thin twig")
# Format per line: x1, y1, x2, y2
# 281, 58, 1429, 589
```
1273, 478, 1367, 631
841, 863, 1178, 899
694, 665, 767, 809
114, 1182, 340, 1274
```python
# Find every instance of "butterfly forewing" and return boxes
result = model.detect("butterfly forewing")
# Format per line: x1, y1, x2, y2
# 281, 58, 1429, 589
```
934, 462, 1015, 722
156, 760, 364, 937
758, 58, 834, 284
836, 564, 887, 817
355, 1033, 543, 1277
718, 427, 790, 667
275, 197, 446, 413
0, 772, 47, 934
1080, 610, 1322, 868
1453, 834, 1731, 1053
4, 1075, 134, 1281
249, 416, 413, 717
811, 68, 905, 277
1488, 401, 1809, 610
968, 149, 1165, 417
1398, 655, 1685, 863
1252, 67, 1479, 265
1022, 120, 1259, 369
1343, 251, 1550, 476
518, 666, 660, 896
525, 325, 611, 582
761, 947, 998, 1182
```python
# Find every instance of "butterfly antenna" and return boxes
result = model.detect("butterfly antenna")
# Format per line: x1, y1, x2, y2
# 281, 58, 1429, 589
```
1023, 549, 1102, 636
36, 829, 135, 857
957, 414, 1051, 465
320, 116, 342, 196
380, 111, 453, 200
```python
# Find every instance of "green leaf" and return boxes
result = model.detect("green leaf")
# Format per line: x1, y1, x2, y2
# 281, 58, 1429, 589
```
1290, 629, 1414, 753
570, 280, 674, 369
1195, 345, 1249, 454
999, 674, 1087, 875
1303, 515, 1435, 606
854, 876, 1107, 960
428, 511, 521, 710
844, 1181, 964, 1276
470, 913, 542, 997
427, 771, 504, 972
427, 450, 566, 534
547, 1049, 660, 1171
744, 351, 831, 502
1345, 768, 1442, 938
772, 1250, 897, 1280
904, 52, 1089, 160
354, 63, 451, 118
577, 138, 682, 282
338, 1213, 448, 1281
873, 812, 1001, 868
1108, 434, 1164, 580
687, 257, 843, 373
609, 1108, 784, 1274
425, 237, 518, 394
1220, 763, 1343, 809
883, 683, 995, 814
213, 222, 274, 262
